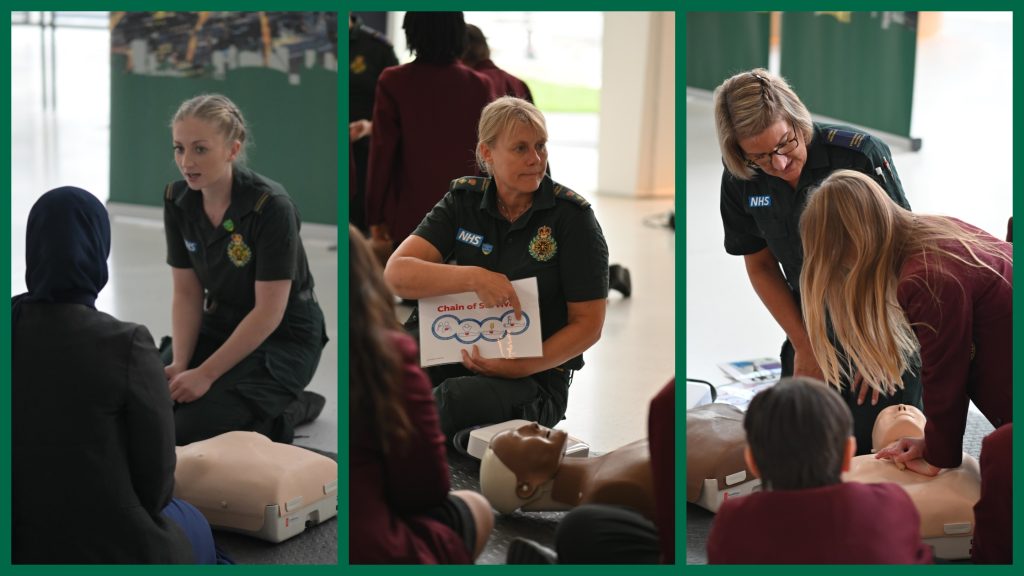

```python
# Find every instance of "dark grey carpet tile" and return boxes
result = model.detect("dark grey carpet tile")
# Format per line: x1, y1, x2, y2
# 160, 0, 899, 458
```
963, 410, 995, 459
215, 516, 337, 565
685, 505, 715, 565
448, 450, 565, 565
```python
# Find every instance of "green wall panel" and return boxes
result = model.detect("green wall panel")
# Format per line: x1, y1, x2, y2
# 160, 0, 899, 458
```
781, 11, 917, 138
109, 13, 338, 225
687, 12, 771, 91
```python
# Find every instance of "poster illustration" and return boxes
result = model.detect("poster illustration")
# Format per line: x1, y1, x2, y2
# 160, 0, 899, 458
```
418, 277, 543, 367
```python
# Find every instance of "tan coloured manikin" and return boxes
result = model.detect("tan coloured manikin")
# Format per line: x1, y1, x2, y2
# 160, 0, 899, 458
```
174, 431, 338, 543
479, 422, 655, 521
843, 404, 980, 559
685, 403, 761, 511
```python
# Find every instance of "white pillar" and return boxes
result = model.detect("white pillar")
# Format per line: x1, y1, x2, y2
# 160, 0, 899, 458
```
598, 12, 675, 198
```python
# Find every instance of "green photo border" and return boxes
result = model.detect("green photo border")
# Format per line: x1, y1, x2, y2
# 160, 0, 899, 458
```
5, 0, 1019, 574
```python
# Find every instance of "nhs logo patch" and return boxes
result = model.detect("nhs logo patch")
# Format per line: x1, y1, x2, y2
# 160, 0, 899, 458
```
184, 239, 198, 253
456, 227, 484, 247
748, 195, 772, 208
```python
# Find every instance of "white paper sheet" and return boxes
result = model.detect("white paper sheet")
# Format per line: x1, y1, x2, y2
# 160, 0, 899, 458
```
418, 277, 542, 367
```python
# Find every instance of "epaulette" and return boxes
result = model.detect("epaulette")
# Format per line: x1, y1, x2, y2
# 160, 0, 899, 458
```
449, 176, 491, 194
821, 127, 874, 152
253, 191, 272, 213
164, 180, 187, 202
553, 182, 590, 208
358, 24, 393, 46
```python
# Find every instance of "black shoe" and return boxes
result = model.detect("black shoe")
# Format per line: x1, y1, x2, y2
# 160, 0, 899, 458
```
507, 537, 557, 564
299, 391, 326, 425
451, 426, 477, 457
609, 264, 632, 298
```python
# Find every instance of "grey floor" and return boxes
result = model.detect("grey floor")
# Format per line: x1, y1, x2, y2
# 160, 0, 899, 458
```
685, 12, 1011, 564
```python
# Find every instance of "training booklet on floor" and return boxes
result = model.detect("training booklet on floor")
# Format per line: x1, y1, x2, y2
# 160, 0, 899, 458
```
418, 277, 542, 367
715, 356, 783, 410
718, 356, 782, 384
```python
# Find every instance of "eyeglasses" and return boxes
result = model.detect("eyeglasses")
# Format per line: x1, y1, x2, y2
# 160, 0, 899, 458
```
744, 130, 800, 168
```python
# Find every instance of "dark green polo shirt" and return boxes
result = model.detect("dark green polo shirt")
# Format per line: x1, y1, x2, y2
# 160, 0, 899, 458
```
721, 122, 911, 295
164, 167, 314, 323
412, 175, 609, 371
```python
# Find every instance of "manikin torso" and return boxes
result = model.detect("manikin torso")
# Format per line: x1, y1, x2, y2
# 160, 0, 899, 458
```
843, 404, 980, 539
174, 431, 337, 531
844, 453, 980, 539
685, 403, 753, 501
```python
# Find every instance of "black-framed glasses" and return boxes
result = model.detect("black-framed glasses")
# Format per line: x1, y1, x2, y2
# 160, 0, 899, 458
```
745, 130, 800, 168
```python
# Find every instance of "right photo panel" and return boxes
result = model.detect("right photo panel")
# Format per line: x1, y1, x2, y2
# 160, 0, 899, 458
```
685, 11, 1012, 565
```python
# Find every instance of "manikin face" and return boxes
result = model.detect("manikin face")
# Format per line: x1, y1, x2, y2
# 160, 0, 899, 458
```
872, 404, 927, 451
490, 422, 567, 497
172, 116, 239, 192
481, 121, 548, 196
738, 119, 807, 183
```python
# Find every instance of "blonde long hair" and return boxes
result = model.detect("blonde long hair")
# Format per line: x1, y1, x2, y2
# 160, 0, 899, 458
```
800, 170, 1011, 394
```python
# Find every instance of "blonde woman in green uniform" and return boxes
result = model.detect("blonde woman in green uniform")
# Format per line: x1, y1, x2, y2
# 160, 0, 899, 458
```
384, 96, 609, 446
714, 69, 921, 455
163, 94, 328, 445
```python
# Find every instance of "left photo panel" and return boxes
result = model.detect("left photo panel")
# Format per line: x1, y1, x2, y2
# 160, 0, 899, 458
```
9, 11, 338, 564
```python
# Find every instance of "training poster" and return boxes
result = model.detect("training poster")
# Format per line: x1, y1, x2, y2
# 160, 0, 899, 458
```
418, 277, 542, 367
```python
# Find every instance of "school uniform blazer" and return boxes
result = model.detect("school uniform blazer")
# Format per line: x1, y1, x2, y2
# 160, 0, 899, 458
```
648, 379, 675, 564
349, 332, 472, 564
897, 219, 1012, 467
365, 59, 496, 243
472, 59, 534, 102
972, 423, 1012, 563
12, 302, 193, 564
707, 482, 932, 564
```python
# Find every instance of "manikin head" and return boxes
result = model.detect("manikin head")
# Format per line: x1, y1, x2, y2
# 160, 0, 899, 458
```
479, 422, 568, 513
871, 404, 926, 452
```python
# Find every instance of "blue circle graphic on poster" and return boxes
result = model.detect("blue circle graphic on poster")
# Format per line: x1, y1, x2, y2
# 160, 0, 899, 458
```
431, 314, 459, 340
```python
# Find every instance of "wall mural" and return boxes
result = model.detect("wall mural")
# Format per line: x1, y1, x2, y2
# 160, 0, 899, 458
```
110, 11, 338, 84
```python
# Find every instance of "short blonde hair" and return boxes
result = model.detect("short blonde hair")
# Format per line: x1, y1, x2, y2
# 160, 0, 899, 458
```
476, 96, 547, 173
171, 93, 249, 165
713, 68, 813, 180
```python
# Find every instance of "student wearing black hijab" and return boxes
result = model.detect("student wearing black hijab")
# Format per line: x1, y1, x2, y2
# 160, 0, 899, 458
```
11, 187, 221, 564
